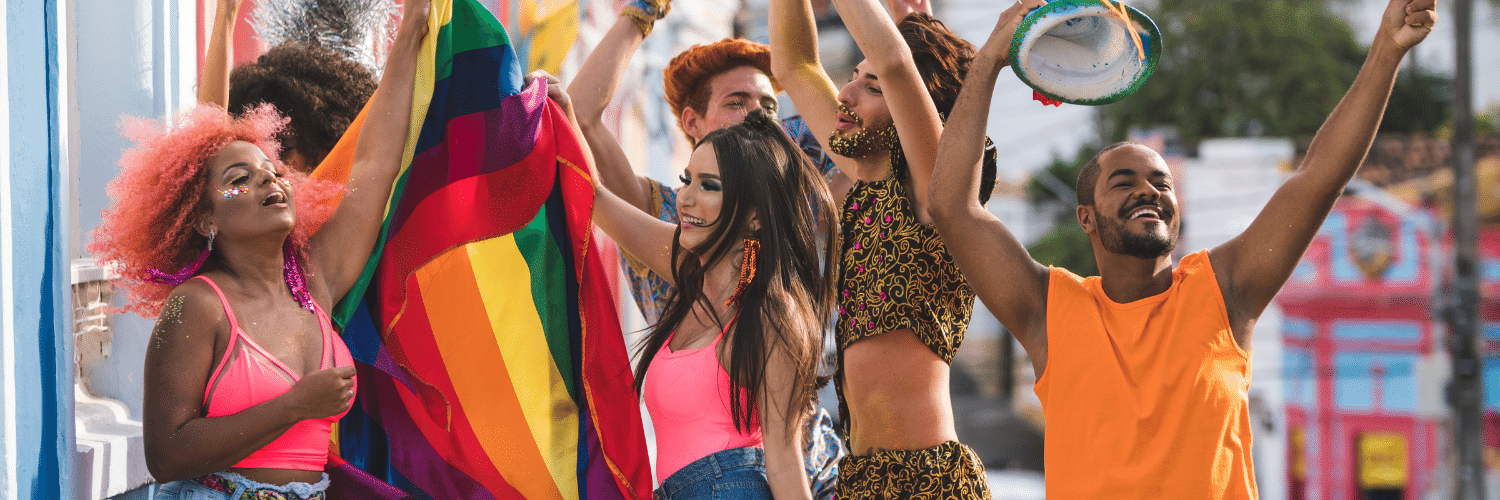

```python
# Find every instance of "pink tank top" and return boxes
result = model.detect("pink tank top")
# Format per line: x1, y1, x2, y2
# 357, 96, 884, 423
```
196, 276, 354, 471
643, 319, 763, 483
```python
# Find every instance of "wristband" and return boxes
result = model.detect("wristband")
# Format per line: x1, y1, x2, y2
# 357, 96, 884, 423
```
622, 0, 670, 37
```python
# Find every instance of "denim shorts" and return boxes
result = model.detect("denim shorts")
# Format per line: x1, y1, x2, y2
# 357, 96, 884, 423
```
154, 471, 330, 500
654, 447, 772, 500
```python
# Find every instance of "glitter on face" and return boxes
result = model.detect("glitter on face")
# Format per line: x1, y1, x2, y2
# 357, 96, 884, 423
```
219, 185, 249, 198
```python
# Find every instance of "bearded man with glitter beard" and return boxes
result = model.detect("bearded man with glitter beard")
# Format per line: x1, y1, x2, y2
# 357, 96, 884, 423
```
768, 0, 1039, 497
929, 0, 1439, 497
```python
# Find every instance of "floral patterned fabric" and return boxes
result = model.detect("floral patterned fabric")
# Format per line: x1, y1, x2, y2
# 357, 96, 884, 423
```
172, 472, 329, 500
833, 177, 976, 443
835, 441, 991, 499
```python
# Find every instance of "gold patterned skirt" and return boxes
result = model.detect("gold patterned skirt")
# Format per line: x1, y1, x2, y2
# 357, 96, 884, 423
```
834, 441, 990, 499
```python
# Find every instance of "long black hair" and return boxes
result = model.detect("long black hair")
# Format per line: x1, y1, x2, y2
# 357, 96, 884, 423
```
631, 109, 838, 432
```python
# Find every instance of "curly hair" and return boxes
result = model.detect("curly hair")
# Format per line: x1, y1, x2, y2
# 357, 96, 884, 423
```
664, 38, 782, 145
228, 42, 377, 171
898, 12, 976, 117
88, 104, 342, 317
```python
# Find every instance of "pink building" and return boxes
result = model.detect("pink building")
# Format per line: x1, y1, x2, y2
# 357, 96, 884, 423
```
1276, 192, 1500, 500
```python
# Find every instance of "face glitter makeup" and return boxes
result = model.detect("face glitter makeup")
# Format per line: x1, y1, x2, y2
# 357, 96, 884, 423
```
220, 185, 249, 198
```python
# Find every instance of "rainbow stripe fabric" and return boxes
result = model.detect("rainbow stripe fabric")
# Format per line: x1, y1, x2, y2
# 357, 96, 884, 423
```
310, 0, 651, 498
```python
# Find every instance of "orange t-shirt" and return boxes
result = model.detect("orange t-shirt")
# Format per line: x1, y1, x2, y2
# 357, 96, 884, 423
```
1036, 250, 1257, 499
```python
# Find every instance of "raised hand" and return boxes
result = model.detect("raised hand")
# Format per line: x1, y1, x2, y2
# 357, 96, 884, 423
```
1380, 0, 1438, 52
979, 0, 1049, 61
278, 365, 357, 421
402, 0, 433, 37
526, 70, 571, 113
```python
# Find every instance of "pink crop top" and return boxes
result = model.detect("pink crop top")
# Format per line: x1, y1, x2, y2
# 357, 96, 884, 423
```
643, 319, 763, 483
196, 276, 354, 471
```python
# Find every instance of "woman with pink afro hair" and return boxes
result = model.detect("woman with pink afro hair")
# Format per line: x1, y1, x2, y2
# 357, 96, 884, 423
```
89, 103, 317, 317
87, 0, 428, 496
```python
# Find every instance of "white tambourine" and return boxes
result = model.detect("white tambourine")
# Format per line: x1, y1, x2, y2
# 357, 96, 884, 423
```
1009, 0, 1162, 106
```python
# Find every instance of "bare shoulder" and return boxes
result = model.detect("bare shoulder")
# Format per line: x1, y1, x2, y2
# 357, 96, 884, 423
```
152, 279, 229, 351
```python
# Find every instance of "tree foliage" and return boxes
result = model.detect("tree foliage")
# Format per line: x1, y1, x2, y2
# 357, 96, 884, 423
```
1382, 66, 1452, 134
1102, 0, 1366, 147
1028, 222, 1099, 277
1025, 144, 1101, 277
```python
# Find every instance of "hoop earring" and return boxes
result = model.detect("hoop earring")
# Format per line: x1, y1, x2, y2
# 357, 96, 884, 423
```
725, 238, 759, 307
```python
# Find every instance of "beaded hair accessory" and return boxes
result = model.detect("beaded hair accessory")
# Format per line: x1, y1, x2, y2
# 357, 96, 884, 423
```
144, 228, 315, 312
622, 0, 671, 37
147, 229, 215, 284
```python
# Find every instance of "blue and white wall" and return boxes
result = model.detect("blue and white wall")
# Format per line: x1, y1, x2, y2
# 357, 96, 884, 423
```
3, 0, 73, 498
6, 0, 197, 497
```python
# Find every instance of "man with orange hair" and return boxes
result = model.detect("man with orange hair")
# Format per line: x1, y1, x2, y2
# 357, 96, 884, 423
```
570, 25, 841, 325
567, 2, 844, 497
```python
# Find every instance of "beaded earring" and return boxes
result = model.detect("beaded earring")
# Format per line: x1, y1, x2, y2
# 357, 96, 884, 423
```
725, 238, 760, 307
147, 229, 214, 284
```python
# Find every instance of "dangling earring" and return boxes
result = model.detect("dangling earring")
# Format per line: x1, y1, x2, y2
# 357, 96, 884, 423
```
147, 228, 214, 284
726, 238, 760, 307
282, 240, 315, 312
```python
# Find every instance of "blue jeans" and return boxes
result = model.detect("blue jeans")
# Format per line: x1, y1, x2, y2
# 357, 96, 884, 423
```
654, 447, 773, 500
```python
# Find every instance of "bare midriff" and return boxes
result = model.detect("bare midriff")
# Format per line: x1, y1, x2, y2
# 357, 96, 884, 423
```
228, 467, 325, 486
841, 328, 957, 456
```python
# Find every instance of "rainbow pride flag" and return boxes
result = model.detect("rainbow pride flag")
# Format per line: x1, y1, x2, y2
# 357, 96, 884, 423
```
310, 0, 651, 498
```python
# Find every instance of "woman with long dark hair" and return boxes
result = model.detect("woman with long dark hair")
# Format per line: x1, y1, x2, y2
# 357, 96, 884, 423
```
544, 73, 836, 498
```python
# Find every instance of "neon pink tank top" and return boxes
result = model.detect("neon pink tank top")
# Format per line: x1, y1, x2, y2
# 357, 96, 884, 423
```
196, 276, 354, 471
643, 319, 763, 483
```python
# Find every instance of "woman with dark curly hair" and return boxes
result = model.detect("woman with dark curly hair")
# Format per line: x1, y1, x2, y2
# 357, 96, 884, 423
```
199, 0, 378, 172
88, 1, 426, 497
226, 42, 377, 171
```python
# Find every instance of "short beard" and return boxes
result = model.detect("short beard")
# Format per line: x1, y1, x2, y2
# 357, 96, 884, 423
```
1096, 212, 1177, 259
828, 123, 898, 160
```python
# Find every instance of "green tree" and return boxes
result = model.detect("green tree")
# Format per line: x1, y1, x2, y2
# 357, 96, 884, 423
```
1028, 222, 1098, 277
1102, 0, 1365, 147
1024, 145, 1101, 277
1382, 66, 1452, 133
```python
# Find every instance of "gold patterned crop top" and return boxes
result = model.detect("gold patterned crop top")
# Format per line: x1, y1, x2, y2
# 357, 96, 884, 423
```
835, 177, 975, 363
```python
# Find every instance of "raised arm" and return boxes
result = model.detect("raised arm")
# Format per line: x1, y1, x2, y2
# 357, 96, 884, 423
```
543, 71, 679, 278
199, 0, 243, 107
566, 7, 659, 213
885, 0, 931, 18
928, 1, 1050, 374
1210, 0, 1437, 338
829, 0, 943, 207
768, 0, 842, 161
143, 287, 354, 481
307, 0, 429, 303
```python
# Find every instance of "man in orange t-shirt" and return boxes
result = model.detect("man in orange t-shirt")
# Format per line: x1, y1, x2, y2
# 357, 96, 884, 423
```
927, 0, 1438, 498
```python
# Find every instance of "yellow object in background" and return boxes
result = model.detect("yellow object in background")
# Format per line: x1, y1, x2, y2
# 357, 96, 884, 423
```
526, 1, 580, 75
1290, 427, 1307, 481
1358, 432, 1409, 489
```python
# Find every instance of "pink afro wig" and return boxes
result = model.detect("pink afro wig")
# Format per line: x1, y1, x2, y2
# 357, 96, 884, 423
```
88, 103, 344, 317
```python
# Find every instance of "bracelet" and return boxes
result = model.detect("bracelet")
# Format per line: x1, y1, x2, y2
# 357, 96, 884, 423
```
622, 0, 670, 37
